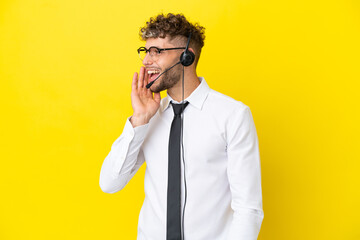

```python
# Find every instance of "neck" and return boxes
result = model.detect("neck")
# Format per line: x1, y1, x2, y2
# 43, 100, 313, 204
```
167, 69, 200, 102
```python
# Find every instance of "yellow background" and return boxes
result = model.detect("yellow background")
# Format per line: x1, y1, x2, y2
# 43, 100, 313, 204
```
1, 0, 359, 239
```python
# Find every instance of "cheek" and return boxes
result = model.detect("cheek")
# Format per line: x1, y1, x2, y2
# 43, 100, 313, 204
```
161, 55, 179, 69
158, 61, 167, 72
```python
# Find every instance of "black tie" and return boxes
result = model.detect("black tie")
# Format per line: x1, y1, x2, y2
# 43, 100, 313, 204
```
167, 101, 189, 240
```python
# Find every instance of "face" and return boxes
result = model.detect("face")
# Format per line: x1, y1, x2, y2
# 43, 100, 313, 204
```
143, 37, 184, 93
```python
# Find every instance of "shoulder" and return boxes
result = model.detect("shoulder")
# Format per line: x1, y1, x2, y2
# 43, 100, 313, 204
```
205, 88, 250, 113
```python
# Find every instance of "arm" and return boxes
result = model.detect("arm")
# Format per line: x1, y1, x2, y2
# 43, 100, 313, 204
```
99, 66, 161, 193
226, 106, 264, 240
99, 118, 148, 193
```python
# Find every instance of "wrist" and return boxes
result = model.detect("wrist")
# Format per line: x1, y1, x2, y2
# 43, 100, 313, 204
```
130, 114, 150, 127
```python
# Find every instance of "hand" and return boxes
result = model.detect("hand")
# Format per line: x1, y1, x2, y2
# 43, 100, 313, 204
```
130, 66, 161, 127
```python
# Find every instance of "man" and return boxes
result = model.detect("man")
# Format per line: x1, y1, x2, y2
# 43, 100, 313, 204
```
100, 13, 264, 240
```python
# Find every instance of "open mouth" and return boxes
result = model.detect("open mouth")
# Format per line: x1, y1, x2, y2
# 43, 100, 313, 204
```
147, 69, 161, 83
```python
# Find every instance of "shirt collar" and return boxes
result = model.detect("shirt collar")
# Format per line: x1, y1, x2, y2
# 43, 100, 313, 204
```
160, 77, 210, 112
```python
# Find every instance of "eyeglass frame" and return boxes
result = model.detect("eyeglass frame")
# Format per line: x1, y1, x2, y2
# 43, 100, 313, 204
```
137, 46, 186, 61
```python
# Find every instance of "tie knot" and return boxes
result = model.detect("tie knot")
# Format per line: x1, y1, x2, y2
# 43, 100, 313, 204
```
171, 101, 189, 116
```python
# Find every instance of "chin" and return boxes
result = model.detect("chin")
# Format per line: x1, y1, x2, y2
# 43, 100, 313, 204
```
150, 83, 165, 93
151, 88, 162, 93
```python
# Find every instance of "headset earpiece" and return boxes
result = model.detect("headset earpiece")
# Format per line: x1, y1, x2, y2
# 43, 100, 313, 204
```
180, 33, 195, 67
180, 51, 195, 66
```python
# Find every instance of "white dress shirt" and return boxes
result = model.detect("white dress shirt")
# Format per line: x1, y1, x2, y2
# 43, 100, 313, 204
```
99, 77, 264, 240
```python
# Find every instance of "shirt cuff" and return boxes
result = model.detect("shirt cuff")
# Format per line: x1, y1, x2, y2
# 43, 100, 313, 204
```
124, 116, 149, 142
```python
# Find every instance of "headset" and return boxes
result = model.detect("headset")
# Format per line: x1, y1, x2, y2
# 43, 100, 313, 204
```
180, 32, 195, 67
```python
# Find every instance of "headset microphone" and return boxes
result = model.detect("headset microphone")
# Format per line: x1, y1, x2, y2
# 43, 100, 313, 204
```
145, 61, 181, 89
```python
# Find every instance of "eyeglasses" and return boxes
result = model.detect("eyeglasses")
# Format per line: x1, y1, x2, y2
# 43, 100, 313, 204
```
137, 46, 186, 61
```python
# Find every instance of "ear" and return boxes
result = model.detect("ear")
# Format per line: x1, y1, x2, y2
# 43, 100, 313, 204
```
188, 47, 195, 55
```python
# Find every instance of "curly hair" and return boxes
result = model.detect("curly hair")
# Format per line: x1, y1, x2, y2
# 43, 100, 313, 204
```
139, 13, 205, 62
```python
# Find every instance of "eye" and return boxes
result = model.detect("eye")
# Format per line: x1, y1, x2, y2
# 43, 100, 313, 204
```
156, 49, 162, 55
148, 48, 153, 55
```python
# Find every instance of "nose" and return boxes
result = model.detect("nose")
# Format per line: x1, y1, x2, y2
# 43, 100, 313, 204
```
142, 52, 153, 66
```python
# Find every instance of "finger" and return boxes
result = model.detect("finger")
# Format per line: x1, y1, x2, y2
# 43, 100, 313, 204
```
132, 72, 138, 91
144, 71, 152, 94
138, 66, 145, 89
144, 69, 149, 86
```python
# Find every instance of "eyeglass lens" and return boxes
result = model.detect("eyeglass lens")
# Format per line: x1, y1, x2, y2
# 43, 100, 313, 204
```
138, 47, 160, 61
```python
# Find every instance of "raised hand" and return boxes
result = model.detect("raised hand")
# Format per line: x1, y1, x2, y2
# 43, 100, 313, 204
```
130, 66, 161, 127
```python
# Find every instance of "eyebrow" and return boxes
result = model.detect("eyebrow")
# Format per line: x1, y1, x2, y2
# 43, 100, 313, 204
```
145, 46, 161, 49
